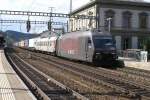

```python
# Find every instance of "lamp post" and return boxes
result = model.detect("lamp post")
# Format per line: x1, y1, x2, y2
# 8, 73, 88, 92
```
88, 11, 93, 29
48, 7, 54, 38
48, 7, 54, 31
70, 19, 73, 32
106, 17, 112, 32
70, 0, 72, 13
0, 15, 2, 31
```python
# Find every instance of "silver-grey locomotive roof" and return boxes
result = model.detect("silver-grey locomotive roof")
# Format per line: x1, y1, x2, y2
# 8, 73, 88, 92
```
91, 29, 111, 36
40, 30, 58, 38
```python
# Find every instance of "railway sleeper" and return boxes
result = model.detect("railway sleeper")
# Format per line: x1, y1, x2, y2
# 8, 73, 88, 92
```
14, 48, 150, 99
7, 54, 51, 100
13, 50, 150, 100
141, 93, 150, 100
44, 89, 70, 94
42, 57, 140, 98
45, 58, 149, 94
12, 53, 89, 100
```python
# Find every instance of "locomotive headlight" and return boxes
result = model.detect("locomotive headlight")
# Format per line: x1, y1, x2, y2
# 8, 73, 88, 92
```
95, 53, 102, 60
110, 47, 115, 50
96, 52, 101, 55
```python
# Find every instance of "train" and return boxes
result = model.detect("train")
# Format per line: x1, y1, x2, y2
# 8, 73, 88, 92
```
15, 29, 118, 63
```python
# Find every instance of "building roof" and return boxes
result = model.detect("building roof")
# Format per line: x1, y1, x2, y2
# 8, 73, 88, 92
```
70, 0, 150, 15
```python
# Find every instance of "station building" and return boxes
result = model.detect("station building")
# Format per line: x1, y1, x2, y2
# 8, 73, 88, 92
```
69, 0, 150, 50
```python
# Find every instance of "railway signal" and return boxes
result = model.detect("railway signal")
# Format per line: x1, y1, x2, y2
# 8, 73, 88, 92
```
26, 20, 31, 32
48, 21, 52, 31
0, 10, 95, 32
0, 19, 67, 25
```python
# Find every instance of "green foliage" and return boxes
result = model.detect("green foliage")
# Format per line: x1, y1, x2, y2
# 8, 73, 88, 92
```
146, 38, 150, 52
140, 37, 150, 52
6, 36, 15, 46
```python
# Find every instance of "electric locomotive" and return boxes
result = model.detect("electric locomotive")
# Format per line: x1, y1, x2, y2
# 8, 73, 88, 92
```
56, 29, 117, 62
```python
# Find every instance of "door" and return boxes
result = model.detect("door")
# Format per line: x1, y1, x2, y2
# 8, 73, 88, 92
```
123, 38, 130, 50
85, 37, 93, 62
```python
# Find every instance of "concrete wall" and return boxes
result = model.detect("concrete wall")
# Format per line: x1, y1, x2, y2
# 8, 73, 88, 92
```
69, 5, 97, 31
115, 36, 121, 50
70, 5, 150, 30
148, 14, 150, 29
70, 5, 150, 50
99, 7, 150, 28
99, 7, 150, 50
132, 36, 138, 49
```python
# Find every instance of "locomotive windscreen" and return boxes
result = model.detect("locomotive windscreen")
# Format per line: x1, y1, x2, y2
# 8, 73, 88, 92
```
93, 36, 115, 49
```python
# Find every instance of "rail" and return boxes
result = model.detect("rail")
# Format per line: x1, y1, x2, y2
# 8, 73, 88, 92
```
6, 53, 51, 100
13, 47, 150, 99
30, 51, 150, 99
7, 50, 89, 100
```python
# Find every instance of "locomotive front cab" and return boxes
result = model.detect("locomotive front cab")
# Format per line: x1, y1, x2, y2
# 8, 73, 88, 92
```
92, 36, 118, 62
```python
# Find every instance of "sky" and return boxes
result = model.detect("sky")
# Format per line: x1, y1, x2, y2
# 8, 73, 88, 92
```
0, 0, 149, 33
0, 0, 91, 33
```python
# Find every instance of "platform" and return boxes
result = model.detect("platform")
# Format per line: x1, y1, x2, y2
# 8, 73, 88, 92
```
119, 57, 150, 71
0, 49, 36, 100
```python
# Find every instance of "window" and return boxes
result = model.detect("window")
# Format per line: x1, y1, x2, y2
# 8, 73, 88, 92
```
105, 10, 115, 29
122, 11, 132, 28
47, 42, 48, 46
93, 36, 115, 48
88, 37, 92, 46
88, 37, 91, 43
123, 38, 131, 50
139, 12, 148, 29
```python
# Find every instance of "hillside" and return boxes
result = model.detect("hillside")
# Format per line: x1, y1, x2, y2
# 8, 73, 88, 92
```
4, 30, 39, 45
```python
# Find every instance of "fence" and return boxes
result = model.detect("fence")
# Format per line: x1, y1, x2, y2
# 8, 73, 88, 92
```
117, 49, 148, 62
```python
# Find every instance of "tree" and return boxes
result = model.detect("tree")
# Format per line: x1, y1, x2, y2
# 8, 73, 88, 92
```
140, 37, 150, 52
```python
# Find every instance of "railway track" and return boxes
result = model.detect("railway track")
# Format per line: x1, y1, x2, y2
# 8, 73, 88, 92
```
14, 49, 120, 99
11, 47, 150, 100
117, 67, 150, 80
13, 47, 150, 99
6, 50, 88, 100
31, 53, 150, 98
33, 48, 150, 85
